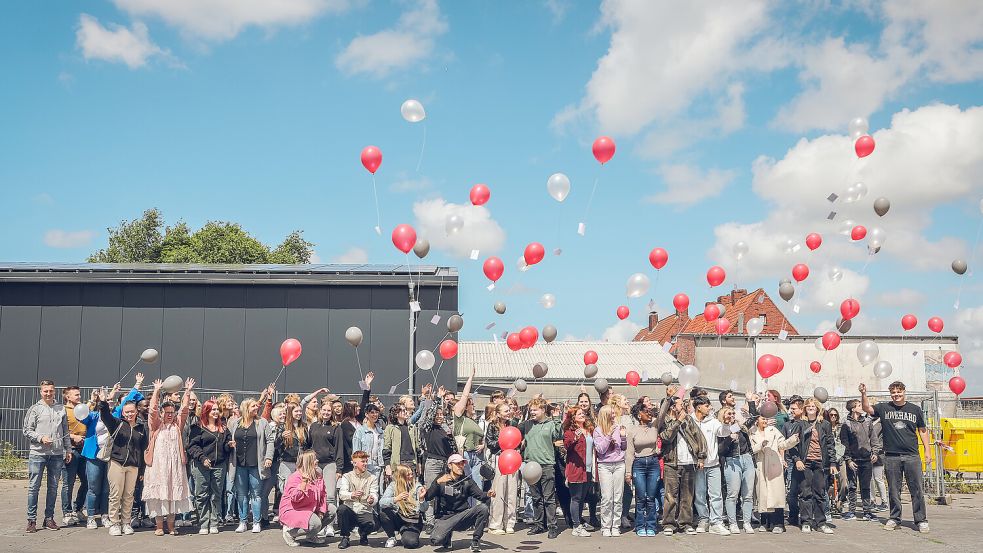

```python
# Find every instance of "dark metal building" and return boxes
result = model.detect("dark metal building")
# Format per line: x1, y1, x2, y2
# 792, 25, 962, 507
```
0, 263, 458, 395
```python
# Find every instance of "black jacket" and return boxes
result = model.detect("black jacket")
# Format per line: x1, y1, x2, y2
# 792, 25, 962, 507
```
98, 401, 148, 468
424, 472, 488, 518
188, 424, 232, 466
786, 418, 835, 468
276, 429, 312, 464
309, 421, 338, 465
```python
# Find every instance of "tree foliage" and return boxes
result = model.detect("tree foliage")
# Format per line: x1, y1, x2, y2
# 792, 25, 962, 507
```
88, 209, 314, 264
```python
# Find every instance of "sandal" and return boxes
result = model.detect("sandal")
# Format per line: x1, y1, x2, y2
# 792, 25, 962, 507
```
154, 529, 164, 536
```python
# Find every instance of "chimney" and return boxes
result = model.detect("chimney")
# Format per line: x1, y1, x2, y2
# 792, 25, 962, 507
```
731, 288, 748, 304
738, 312, 745, 334
648, 311, 659, 331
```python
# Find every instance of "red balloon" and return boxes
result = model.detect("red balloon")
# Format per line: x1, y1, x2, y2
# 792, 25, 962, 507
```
805, 233, 822, 251
391, 224, 417, 254
851, 225, 867, 241
648, 247, 668, 270
519, 326, 539, 348
756, 354, 784, 379
498, 426, 521, 450
616, 305, 630, 320
706, 266, 726, 287
506, 333, 522, 351
901, 314, 918, 331
360, 145, 382, 174
855, 135, 875, 158
469, 183, 490, 206
704, 303, 720, 322
840, 298, 860, 320
949, 376, 966, 396
280, 338, 302, 367
928, 316, 944, 333
439, 339, 458, 360
584, 350, 598, 365
810, 361, 822, 374
792, 263, 810, 283
673, 293, 690, 313
715, 317, 731, 335
523, 243, 545, 266
498, 449, 522, 475
592, 136, 616, 164
944, 351, 963, 368
626, 370, 640, 387
822, 331, 841, 351
482, 256, 504, 282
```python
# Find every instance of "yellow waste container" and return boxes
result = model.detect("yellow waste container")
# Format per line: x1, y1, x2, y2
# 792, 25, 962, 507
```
940, 418, 983, 473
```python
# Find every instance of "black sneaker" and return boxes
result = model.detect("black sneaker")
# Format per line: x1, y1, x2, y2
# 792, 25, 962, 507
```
360, 534, 369, 546
547, 527, 560, 539
433, 541, 453, 552
527, 526, 546, 535
471, 539, 481, 552
339, 537, 351, 549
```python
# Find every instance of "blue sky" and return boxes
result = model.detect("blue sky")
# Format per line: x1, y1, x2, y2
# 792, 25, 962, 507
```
2, 1, 982, 391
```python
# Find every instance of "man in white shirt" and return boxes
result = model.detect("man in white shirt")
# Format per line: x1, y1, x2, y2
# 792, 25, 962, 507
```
337, 451, 380, 549
692, 397, 729, 535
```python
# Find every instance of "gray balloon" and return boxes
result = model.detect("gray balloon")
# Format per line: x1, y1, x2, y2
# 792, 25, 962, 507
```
140, 348, 159, 363
447, 314, 464, 333
779, 282, 795, 302
521, 461, 543, 485
345, 326, 363, 347
413, 239, 430, 258
873, 197, 890, 217
836, 318, 852, 334
584, 363, 598, 379
493, 301, 506, 315
813, 387, 829, 403
542, 325, 557, 343
952, 259, 967, 275
717, 303, 726, 317
779, 278, 792, 286
594, 378, 610, 394
162, 374, 183, 393
661, 372, 673, 385
532, 362, 548, 379
759, 400, 778, 418
513, 378, 527, 392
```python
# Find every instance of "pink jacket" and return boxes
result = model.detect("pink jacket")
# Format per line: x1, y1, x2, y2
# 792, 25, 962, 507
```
279, 471, 329, 530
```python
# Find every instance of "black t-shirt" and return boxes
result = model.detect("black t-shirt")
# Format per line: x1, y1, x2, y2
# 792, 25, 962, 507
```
872, 401, 925, 456
234, 422, 259, 467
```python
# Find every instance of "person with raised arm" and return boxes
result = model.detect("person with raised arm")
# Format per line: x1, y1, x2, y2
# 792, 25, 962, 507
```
142, 377, 196, 536
97, 383, 149, 536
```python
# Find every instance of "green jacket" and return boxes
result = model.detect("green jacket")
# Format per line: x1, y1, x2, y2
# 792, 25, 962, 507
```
383, 421, 420, 469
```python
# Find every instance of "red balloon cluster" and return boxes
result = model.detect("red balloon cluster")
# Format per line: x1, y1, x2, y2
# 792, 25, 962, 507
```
855, 135, 875, 158
360, 146, 382, 174
626, 370, 640, 387
506, 327, 540, 352
391, 224, 417, 254
928, 316, 944, 333
498, 426, 521, 450
707, 266, 726, 287
949, 376, 966, 396
524, 243, 545, 266
944, 351, 962, 368
592, 136, 616, 164
822, 331, 841, 351
851, 226, 867, 241
810, 361, 822, 374
506, 333, 522, 351
616, 305, 630, 320
483, 256, 504, 282
704, 303, 720, 322
840, 298, 861, 320
792, 263, 810, 282
498, 449, 522, 475
649, 247, 668, 270
469, 184, 490, 206
439, 339, 458, 360
280, 338, 302, 366
673, 293, 690, 313
757, 354, 784, 379
584, 350, 598, 365
901, 314, 918, 331
805, 233, 822, 251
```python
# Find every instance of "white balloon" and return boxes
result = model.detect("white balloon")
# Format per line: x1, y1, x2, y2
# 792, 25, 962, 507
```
678, 364, 700, 389
853, 182, 868, 201
815, 337, 825, 352
745, 317, 764, 337
848, 117, 869, 140
626, 273, 650, 299
516, 255, 529, 273
857, 340, 879, 366
415, 350, 435, 371
733, 241, 749, 261
868, 226, 887, 249
140, 348, 159, 363
345, 326, 363, 348
783, 239, 799, 254
73, 403, 90, 420
400, 99, 426, 123
540, 293, 556, 309
839, 219, 856, 235
873, 360, 893, 379
445, 213, 464, 235
546, 173, 571, 202
828, 266, 843, 282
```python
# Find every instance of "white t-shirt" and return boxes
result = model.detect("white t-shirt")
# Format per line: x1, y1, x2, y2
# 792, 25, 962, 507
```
676, 431, 694, 465
695, 414, 722, 467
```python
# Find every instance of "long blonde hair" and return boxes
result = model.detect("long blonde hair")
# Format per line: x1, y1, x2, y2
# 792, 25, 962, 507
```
284, 403, 307, 448
296, 450, 319, 483
597, 405, 617, 436
239, 398, 257, 428
394, 464, 418, 517
804, 398, 825, 422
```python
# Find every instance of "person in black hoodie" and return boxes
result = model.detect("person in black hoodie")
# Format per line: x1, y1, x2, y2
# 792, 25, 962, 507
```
98, 393, 148, 536
421, 391, 456, 533
786, 398, 836, 534
426, 454, 494, 553
188, 399, 233, 534
309, 401, 340, 518
840, 398, 878, 521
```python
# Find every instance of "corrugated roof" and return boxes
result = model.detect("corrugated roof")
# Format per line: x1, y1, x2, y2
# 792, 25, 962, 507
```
461, 341, 683, 382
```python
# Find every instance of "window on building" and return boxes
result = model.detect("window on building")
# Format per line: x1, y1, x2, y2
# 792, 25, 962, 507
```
759, 314, 767, 327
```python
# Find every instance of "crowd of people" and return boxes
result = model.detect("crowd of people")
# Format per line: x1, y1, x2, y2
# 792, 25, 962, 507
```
23, 367, 935, 549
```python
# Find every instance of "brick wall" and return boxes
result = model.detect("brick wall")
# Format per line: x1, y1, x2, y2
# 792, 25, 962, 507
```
676, 335, 697, 365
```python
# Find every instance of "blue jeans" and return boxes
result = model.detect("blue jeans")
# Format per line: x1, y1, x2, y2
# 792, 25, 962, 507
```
631, 455, 662, 531
61, 451, 87, 515
27, 454, 63, 521
235, 466, 262, 522
694, 464, 723, 525
85, 458, 110, 516
723, 454, 754, 526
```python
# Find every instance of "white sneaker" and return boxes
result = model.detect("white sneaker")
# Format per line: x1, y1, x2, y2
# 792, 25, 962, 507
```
883, 520, 898, 531
771, 526, 784, 534
252, 522, 262, 533
283, 527, 299, 547
801, 524, 811, 533
696, 521, 708, 533
918, 522, 930, 533
209, 525, 219, 534
122, 524, 134, 535
199, 526, 209, 535
820, 525, 834, 534
610, 528, 620, 537
63, 514, 76, 526
662, 527, 673, 536
87, 518, 98, 530
109, 524, 122, 536
235, 522, 247, 533
743, 524, 755, 535
385, 537, 398, 548
326, 525, 335, 537
709, 523, 731, 536
728, 524, 740, 534
601, 529, 611, 537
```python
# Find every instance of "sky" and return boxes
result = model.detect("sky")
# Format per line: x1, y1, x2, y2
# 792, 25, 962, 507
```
1, 1, 982, 392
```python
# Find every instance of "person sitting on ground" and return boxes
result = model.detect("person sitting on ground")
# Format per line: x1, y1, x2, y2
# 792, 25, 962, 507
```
379, 464, 427, 549
337, 450, 381, 549
280, 450, 333, 547
426, 453, 495, 553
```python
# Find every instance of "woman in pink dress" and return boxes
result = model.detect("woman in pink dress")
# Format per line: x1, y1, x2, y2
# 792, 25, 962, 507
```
143, 377, 196, 536
280, 450, 333, 547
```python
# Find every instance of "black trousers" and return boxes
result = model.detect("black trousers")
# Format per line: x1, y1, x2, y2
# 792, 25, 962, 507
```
337, 504, 380, 537
845, 459, 873, 515
528, 469, 557, 530
379, 507, 423, 549
554, 464, 572, 527
430, 503, 489, 546
794, 460, 826, 528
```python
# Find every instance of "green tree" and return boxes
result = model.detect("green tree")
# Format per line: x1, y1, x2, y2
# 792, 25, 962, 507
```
89, 209, 314, 264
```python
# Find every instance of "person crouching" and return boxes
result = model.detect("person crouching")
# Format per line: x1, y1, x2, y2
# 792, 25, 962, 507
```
280, 450, 334, 547
337, 450, 381, 549
426, 453, 495, 553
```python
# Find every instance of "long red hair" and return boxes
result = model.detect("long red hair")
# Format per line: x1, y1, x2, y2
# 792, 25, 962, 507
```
200, 400, 225, 432
562, 406, 594, 434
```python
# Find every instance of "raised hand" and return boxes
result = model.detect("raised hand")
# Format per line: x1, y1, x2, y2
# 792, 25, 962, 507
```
185, 377, 196, 391
365, 372, 375, 386
858, 383, 867, 395
135, 373, 145, 388
153, 379, 164, 391
109, 382, 122, 400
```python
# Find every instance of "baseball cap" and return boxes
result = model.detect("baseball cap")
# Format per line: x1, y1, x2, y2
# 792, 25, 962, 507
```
447, 453, 466, 466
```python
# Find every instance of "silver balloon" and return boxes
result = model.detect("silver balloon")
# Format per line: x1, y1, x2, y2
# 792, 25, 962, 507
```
759, 400, 778, 418
513, 378, 528, 392
73, 403, 90, 420
717, 303, 726, 317
532, 362, 549, 379
494, 301, 507, 315
848, 116, 869, 140
626, 273, 650, 299
952, 259, 968, 275
521, 461, 543, 485
813, 387, 829, 403
873, 197, 890, 217
140, 348, 159, 363
584, 363, 598, 378
542, 325, 557, 343
413, 238, 430, 258
516, 255, 529, 273
779, 282, 795, 302
873, 360, 893, 379
779, 277, 792, 286
745, 317, 764, 336
546, 173, 571, 203
661, 372, 673, 385
783, 239, 799, 254
857, 340, 879, 365
733, 241, 749, 261
838, 219, 856, 235
828, 266, 843, 282
853, 182, 868, 201
540, 293, 556, 309
836, 318, 852, 334
593, 378, 610, 394
400, 99, 426, 123
162, 375, 183, 393
868, 226, 887, 250
345, 326, 363, 348
678, 364, 700, 389
447, 314, 464, 333
815, 337, 825, 352
445, 213, 464, 235
415, 349, 435, 371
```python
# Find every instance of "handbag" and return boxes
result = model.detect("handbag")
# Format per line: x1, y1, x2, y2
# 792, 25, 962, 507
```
97, 423, 122, 463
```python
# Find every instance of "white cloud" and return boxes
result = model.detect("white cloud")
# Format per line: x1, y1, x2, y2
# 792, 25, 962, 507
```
113, 0, 353, 41
875, 288, 927, 308
331, 247, 368, 264
544, 0, 570, 22
645, 163, 735, 207
953, 305, 983, 384
389, 175, 433, 193
76, 14, 171, 69
412, 197, 506, 259
44, 229, 95, 248
602, 319, 644, 342
335, 0, 447, 79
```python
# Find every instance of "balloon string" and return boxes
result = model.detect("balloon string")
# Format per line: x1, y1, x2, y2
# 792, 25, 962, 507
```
392, 367, 422, 389
580, 174, 600, 233
117, 358, 142, 385
354, 348, 364, 381
371, 174, 382, 235
432, 359, 445, 385
272, 365, 286, 386
954, 216, 983, 309
416, 123, 427, 173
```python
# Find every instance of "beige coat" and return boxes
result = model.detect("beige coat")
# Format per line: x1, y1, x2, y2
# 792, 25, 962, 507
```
750, 425, 799, 512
